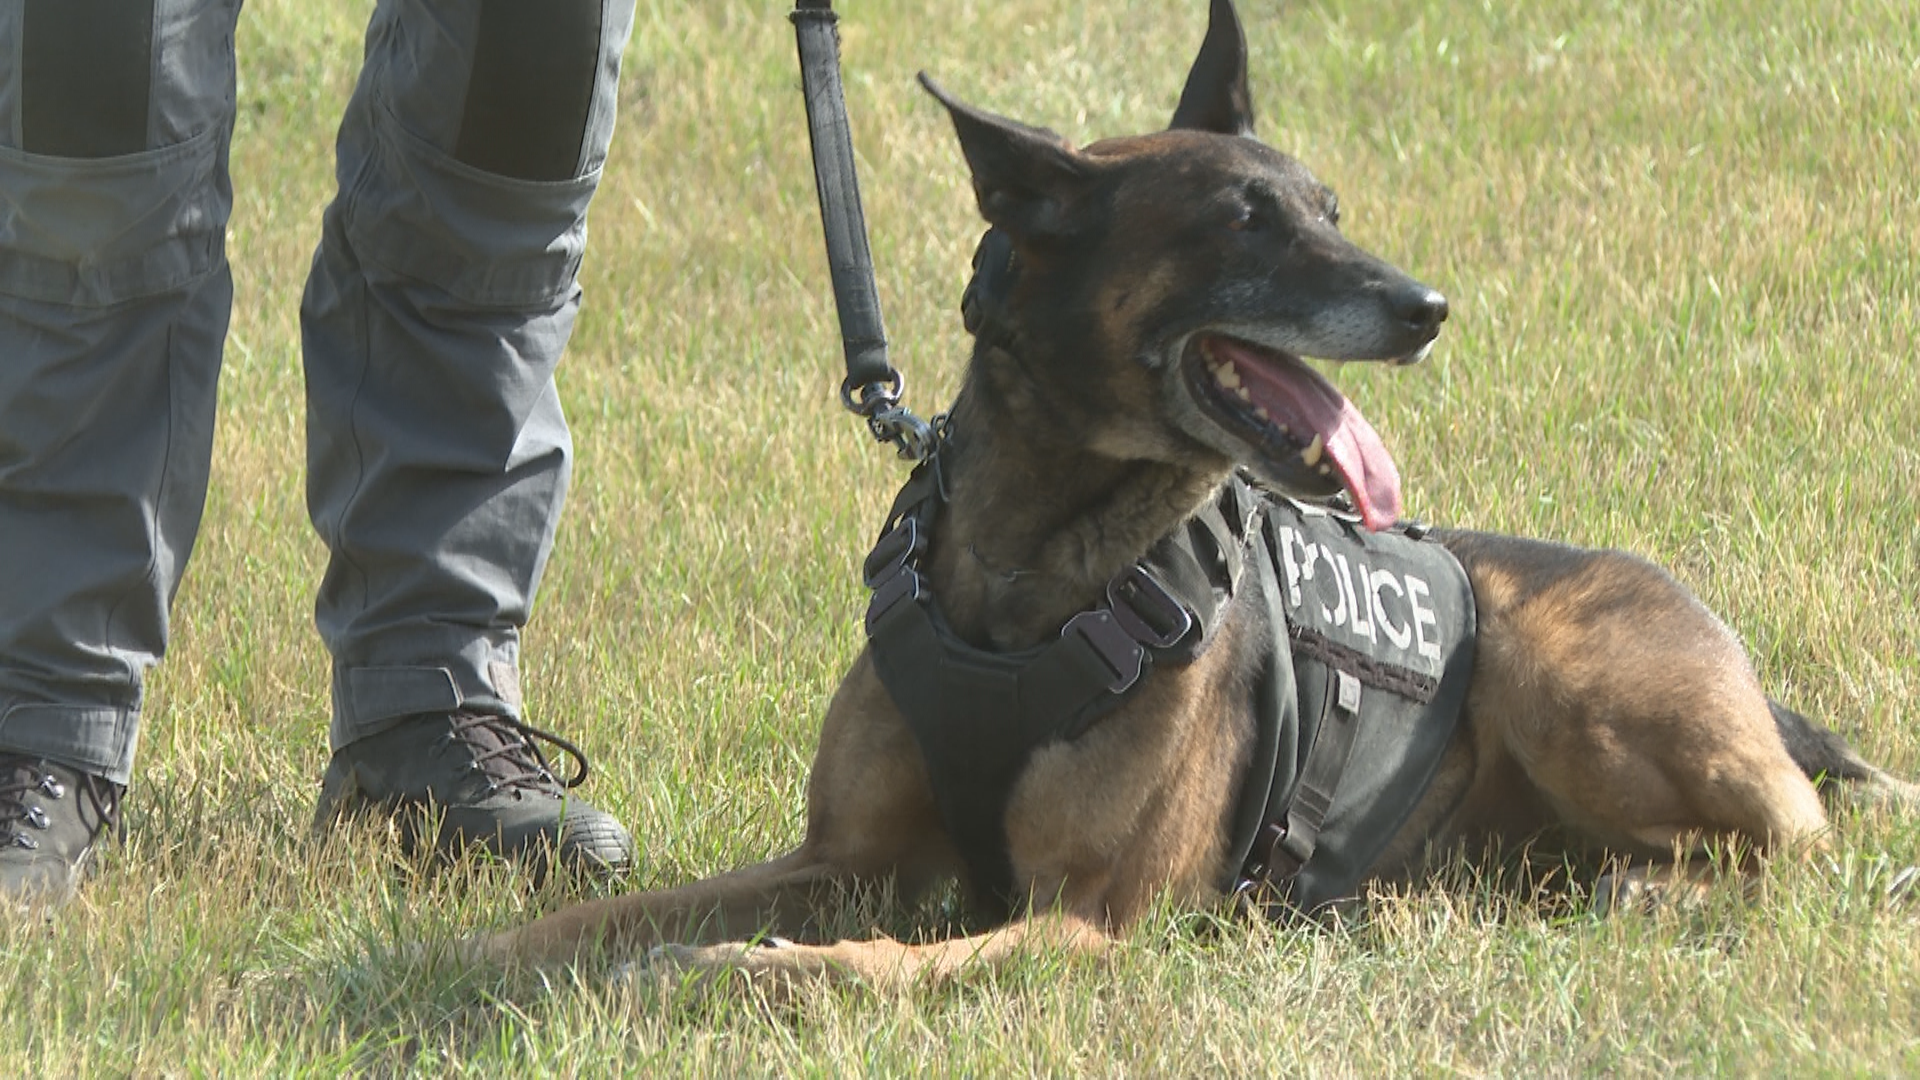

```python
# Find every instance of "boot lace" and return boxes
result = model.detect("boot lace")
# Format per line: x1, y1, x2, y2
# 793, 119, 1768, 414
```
439, 712, 592, 799
0, 755, 123, 850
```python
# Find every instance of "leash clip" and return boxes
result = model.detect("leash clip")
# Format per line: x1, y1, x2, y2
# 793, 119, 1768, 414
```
841, 372, 941, 462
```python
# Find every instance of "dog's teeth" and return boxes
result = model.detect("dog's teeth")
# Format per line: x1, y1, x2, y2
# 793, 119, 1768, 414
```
1253, 406, 1270, 421
1235, 385, 1251, 401
1276, 423, 1289, 436
1317, 463, 1333, 476
1215, 364, 1242, 390
1301, 434, 1325, 467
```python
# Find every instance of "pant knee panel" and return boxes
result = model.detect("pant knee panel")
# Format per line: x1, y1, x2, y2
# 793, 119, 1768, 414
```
20, 0, 156, 158
1, 0, 238, 306
453, 0, 605, 182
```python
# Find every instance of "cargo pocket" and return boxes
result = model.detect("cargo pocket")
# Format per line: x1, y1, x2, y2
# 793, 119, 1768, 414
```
0, 127, 228, 308
343, 101, 598, 311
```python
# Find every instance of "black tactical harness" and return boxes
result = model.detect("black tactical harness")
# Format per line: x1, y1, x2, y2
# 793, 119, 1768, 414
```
865, 464, 1476, 918
862, 231, 1479, 918
864, 459, 1245, 914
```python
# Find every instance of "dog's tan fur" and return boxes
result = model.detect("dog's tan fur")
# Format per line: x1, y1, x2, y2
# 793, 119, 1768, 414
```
471, 0, 1909, 989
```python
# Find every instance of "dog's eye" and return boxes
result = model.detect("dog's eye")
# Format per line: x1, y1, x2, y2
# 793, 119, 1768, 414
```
1228, 201, 1270, 233
1324, 195, 1341, 227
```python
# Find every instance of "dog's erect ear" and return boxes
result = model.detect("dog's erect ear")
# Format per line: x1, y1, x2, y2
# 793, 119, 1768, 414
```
1169, 0, 1255, 136
920, 73, 1095, 239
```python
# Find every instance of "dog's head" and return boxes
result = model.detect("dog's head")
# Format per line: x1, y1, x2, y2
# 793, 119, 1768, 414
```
925, 0, 1445, 530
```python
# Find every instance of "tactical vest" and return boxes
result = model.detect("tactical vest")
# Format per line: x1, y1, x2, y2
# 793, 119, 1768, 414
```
862, 462, 1476, 918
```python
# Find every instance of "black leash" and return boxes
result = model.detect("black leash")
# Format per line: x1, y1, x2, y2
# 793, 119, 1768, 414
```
790, 0, 938, 460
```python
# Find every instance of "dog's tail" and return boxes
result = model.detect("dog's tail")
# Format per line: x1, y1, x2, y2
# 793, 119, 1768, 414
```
1771, 699, 1920, 810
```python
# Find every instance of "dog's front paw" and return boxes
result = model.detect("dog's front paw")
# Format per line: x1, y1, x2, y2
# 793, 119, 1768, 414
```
646, 941, 749, 973
636, 938, 813, 998
1591, 866, 1718, 916
645, 937, 794, 973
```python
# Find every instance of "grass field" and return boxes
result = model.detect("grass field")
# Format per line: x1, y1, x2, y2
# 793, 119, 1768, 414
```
7, 0, 1919, 1074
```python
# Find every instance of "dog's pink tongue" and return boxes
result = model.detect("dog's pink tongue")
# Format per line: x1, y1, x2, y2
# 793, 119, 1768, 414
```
1219, 340, 1404, 531
1320, 397, 1403, 531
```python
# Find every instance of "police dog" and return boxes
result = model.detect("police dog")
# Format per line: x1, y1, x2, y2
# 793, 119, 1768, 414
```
472, 0, 1912, 987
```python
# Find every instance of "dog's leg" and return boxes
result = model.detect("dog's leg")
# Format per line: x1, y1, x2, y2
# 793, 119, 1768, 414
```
466, 850, 862, 966
1446, 534, 1830, 906
471, 654, 962, 966
647, 908, 1112, 994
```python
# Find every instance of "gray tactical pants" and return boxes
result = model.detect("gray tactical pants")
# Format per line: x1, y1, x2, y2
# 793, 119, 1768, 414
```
0, 0, 636, 786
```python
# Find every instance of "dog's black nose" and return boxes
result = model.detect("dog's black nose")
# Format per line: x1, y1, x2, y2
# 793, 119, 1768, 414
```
1397, 287, 1449, 335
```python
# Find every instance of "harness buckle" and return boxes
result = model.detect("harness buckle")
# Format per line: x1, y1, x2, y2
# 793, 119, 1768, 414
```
1061, 609, 1148, 694
1243, 820, 1306, 884
1059, 565, 1194, 695
1107, 565, 1194, 648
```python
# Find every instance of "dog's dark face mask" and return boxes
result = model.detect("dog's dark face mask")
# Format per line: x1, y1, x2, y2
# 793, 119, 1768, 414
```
924, 0, 1447, 530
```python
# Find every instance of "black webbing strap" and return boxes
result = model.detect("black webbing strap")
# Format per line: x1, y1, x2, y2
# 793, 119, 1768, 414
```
1245, 668, 1364, 882
864, 500, 1198, 729
792, 1, 939, 459
791, 0, 890, 393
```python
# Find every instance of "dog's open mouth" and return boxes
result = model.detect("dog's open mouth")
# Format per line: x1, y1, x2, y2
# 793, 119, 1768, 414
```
1183, 333, 1403, 530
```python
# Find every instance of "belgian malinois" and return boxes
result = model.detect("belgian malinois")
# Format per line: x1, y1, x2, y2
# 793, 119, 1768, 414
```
472, 0, 1913, 988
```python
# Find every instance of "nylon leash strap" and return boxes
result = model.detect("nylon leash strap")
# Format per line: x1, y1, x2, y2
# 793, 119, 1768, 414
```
790, 0, 937, 460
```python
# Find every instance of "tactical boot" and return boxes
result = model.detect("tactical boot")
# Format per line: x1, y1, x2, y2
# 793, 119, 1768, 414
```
314, 710, 634, 880
1, 756, 122, 907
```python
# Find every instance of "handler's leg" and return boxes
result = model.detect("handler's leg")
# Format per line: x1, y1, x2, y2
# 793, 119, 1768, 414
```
303, 0, 640, 877
0, 0, 240, 904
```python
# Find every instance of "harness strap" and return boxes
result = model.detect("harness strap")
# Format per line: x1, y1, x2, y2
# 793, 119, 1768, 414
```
865, 487, 1199, 725
960, 228, 1019, 355
790, 0, 890, 393
1245, 669, 1364, 882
